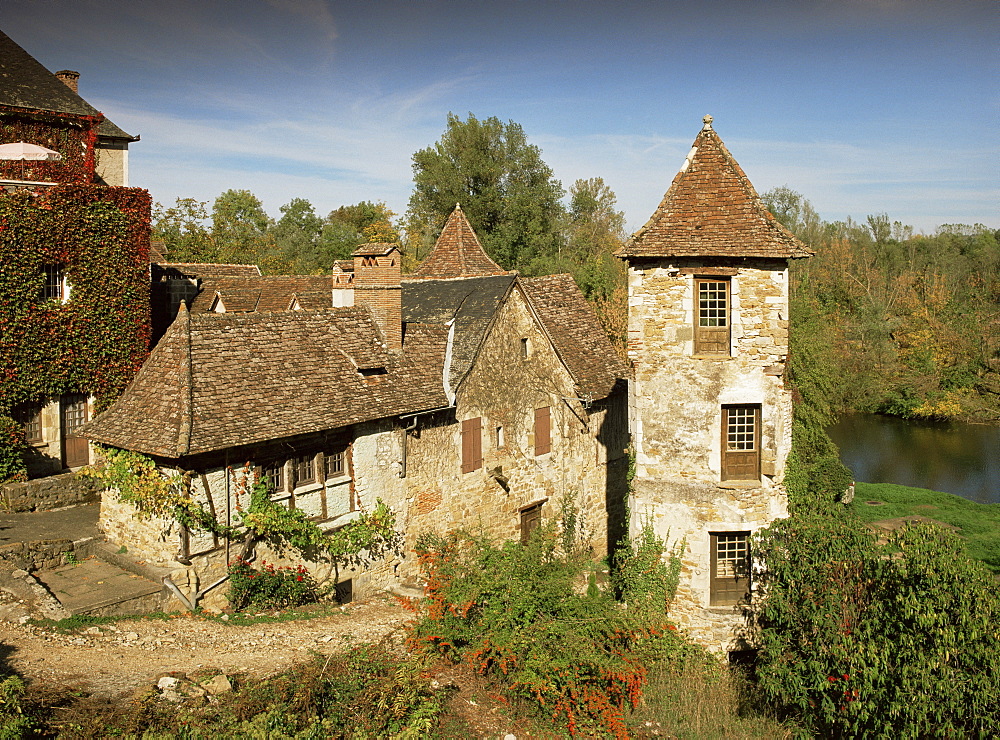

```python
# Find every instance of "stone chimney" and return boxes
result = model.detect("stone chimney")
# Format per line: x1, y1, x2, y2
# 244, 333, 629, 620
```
351, 243, 402, 352
55, 70, 80, 94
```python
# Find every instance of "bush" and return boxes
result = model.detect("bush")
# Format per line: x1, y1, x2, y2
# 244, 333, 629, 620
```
747, 515, 1000, 736
408, 525, 690, 738
227, 559, 318, 611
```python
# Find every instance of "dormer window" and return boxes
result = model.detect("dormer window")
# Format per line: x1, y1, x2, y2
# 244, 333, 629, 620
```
40, 264, 69, 302
358, 366, 387, 377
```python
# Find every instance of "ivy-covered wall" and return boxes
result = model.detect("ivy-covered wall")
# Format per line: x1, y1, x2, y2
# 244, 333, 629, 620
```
0, 105, 100, 184
0, 184, 151, 481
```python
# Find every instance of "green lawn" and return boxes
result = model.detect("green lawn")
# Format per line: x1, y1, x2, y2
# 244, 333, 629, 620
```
852, 482, 1000, 573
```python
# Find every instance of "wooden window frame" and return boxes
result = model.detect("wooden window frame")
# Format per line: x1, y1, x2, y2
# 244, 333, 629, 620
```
324, 447, 347, 479
461, 417, 483, 473
534, 406, 551, 456
40, 264, 66, 303
710, 531, 750, 606
721, 404, 761, 481
16, 405, 43, 444
262, 460, 286, 494
695, 277, 730, 355
293, 454, 316, 489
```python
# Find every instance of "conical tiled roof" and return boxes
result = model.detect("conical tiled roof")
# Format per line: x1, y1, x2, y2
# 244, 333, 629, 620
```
409, 204, 510, 279
617, 116, 812, 260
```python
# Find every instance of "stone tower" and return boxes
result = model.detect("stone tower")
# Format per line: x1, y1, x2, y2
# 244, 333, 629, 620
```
616, 116, 812, 651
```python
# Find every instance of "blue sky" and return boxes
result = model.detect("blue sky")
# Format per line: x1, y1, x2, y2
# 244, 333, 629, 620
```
4, 0, 997, 233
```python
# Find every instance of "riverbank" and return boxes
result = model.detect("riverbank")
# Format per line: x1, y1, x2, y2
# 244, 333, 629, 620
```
852, 482, 1000, 573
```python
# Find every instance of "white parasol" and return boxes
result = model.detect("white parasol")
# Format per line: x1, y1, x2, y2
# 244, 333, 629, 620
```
0, 142, 63, 161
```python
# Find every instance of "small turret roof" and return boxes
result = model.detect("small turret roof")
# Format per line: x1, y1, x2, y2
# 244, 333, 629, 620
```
617, 116, 811, 260
409, 204, 510, 279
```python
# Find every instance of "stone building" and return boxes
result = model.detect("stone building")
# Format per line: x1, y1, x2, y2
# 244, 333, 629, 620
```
0, 28, 149, 479
616, 116, 811, 651
82, 206, 629, 608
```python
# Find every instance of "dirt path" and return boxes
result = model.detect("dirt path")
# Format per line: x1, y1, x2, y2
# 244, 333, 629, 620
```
0, 597, 413, 698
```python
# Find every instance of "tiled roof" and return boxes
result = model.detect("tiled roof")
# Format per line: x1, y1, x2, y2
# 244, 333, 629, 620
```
617, 117, 812, 260
351, 243, 398, 257
189, 276, 332, 313
152, 263, 262, 280
82, 306, 449, 458
0, 29, 135, 141
402, 274, 516, 396
409, 205, 510, 279
521, 275, 631, 400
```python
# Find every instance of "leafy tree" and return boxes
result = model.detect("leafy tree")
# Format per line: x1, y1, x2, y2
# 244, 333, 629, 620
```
151, 197, 215, 262
319, 200, 400, 267
406, 113, 565, 273
270, 197, 324, 274
211, 189, 273, 267
748, 515, 1000, 736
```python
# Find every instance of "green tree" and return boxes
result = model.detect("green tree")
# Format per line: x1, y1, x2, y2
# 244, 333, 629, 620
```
151, 197, 215, 262
748, 515, 1000, 736
319, 201, 400, 267
211, 189, 273, 267
270, 197, 324, 274
406, 113, 565, 273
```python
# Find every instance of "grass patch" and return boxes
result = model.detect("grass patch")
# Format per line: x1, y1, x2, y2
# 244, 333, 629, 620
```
852, 482, 1000, 573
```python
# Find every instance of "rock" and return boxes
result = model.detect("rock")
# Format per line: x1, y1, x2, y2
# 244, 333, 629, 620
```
201, 674, 232, 695
84, 626, 101, 635
124, 632, 139, 641
157, 676, 178, 691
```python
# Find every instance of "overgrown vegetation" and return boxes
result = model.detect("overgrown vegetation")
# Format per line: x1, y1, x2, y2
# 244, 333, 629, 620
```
766, 186, 1000, 422
747, 515, 1000, 736
227, 559, 319, 611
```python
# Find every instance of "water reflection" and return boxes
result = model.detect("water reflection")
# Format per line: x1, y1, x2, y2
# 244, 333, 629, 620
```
828, 414, 1000, 504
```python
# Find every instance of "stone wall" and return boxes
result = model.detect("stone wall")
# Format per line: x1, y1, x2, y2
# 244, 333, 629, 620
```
627, 257, 793, 651
0, 538, 77, 572
405, 288, 629, 564
2, 471, 101, 512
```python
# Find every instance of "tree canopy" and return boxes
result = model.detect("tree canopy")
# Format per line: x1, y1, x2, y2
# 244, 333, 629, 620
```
406, 113, 565, 273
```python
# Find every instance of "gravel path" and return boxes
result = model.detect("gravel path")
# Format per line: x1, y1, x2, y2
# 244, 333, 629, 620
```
0, 597, 413, 697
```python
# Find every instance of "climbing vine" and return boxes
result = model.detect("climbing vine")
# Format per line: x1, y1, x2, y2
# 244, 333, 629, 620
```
0, 184, 150, 481
0, 106, 101, 184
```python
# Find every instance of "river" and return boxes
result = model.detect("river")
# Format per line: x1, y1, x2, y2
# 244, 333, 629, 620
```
827, 414, 1000, 505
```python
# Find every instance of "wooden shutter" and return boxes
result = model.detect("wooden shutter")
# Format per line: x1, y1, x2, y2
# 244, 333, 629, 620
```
695, 278, 730, 355
722, 405, 760, 481
710, 532, 750, 606
461, 417, 482, 473
534, 406, 551, 456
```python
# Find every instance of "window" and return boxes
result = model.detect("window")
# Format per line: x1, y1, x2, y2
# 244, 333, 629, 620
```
325, 448, 346, 479
695, 278, 730, 355
16, 405, 43, 444
461, 417, 482, 473
710, 532, 750, 606
262, 460, 286, 493
534, 406, 551, 456
520, 337, 530, 358
520, 502, 543, 543
293, 454, 316, 488
496, 425, 505, 448
721, 404, 760, 481
40, 264, 67, 302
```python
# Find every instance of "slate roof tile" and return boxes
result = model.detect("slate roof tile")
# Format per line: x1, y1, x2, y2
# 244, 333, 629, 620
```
617, 117, 812, 260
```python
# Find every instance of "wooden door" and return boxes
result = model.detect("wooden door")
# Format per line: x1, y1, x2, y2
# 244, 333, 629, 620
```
61, 394, 89, 468
722, 405, 760, 481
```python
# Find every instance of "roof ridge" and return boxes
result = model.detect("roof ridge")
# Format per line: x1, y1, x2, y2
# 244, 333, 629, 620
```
174, 303, 194, 457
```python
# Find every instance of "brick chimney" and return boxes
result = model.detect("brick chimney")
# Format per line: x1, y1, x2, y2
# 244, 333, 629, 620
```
55, 70, 80, 94
351, 243, 402, 352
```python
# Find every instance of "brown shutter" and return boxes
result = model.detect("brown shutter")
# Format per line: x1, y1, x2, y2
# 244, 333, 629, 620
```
520, 503, 543, 543
534, 406, 551, 456
462, 417, 482, 473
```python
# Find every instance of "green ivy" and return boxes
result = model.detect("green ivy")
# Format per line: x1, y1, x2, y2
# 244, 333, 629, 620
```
0, 184, 150, 482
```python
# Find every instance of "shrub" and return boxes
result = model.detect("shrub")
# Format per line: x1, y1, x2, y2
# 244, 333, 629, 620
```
408, 525, 689, 738
227, 559, 318, 611
747, 514, 1000, 736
